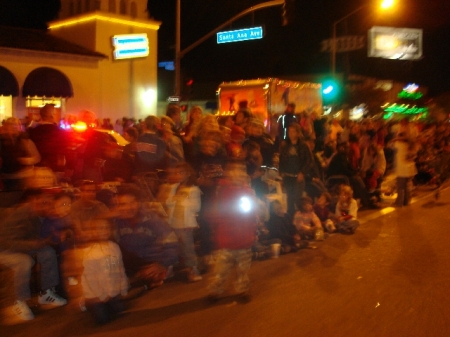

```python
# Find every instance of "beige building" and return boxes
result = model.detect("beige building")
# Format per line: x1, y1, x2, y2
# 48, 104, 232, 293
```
0, 0, 160, 122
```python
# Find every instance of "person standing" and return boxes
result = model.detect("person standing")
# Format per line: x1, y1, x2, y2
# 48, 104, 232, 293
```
205, 162, 258, 302
392, 133, 417, 207
279, 123, 312, 217
28, 104, 71, 175
277, 102, 298, 141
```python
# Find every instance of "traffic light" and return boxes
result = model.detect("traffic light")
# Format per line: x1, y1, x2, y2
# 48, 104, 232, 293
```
281, 0, 295, 26
321, 79, 340, 103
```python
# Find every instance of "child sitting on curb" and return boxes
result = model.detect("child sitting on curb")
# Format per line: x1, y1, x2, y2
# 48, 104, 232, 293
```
293, 196, 323, 240
335, 185, 360, 234
313, 192, 337, 233
266, 200, 307, 253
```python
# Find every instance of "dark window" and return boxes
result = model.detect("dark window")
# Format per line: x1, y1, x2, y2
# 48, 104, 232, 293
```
77, 0, 82, 14
94, 0, 101, 10
130, 1, 137, 18
109, 0, 116, 13
120, 0, 126, 15
85, 0, 90, 11
69, 1, 74, 16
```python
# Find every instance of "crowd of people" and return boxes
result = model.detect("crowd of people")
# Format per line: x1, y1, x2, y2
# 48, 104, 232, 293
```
1, 100, 450, 325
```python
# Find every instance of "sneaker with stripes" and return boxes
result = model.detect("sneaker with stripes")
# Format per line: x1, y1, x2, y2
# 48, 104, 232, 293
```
12, 300, 34, 321
38, 288, 67, 307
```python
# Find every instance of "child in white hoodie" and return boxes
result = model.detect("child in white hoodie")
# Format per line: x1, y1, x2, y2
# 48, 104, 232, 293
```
81, 218, 128, 324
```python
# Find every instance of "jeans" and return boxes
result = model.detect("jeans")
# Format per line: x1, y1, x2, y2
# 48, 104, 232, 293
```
0, 245, 60, 301
208, 248, 252, 296
173, 228, 198, 268
396, 177, 412, 206
336, 219, 360, 233
283, 176, 305, 217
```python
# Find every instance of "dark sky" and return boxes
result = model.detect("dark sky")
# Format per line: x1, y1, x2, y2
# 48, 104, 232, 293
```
1, 0, 450, 97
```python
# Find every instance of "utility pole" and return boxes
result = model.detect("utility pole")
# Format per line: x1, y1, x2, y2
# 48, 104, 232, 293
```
174, 0, 286, 96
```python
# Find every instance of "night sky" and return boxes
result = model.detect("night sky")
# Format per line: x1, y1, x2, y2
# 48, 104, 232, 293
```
1, 0, 450, 98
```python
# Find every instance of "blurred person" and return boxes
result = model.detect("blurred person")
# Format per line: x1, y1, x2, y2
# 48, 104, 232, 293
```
0, 189, 67, 322
327, 142, 373, 208
193, 130, 227, 261
313, 192, 337, 233
114, 119, 123, 135
245, 118, 275, 167
218, 115, 234, 130
158, 162, 202, 282
134, 115, 167, 173
277, 102, 298, 141
183, 105, 202, 143
266, 200, 304, 253
123, 126, 139, 158
391, 133, 418, 207
328, 119, 343, 143
0, 117, 40, 190
28, 104, 72, 174
279, 123, 312, 217
161, 116, 185, 166
114, 184, 179, 287
335, 185, 360, 234
299, 111, 315, 139
81, 218, 128, 325
183, 106, 203, 162
234, 100, 252, 130
361, 143, 386, 193
348, 133, 361, 171
226, 125, 246, 160
71, 181, 110, 243
166, 104, 182, 135
293, 196, 322, 240
205, 162, 258, 302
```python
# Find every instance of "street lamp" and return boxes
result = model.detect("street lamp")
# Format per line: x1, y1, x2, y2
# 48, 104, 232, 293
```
331, 0, 395, 76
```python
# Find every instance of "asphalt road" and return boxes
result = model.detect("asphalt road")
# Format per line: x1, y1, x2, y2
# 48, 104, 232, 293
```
2, 187, 450, 337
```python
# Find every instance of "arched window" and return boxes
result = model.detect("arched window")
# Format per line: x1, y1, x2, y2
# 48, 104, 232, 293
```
77, 0, 82, 14
85, 0, 90, 11
120, 0, 127, 15
130, 1, 137, 18
109, 0, 116, 13
69, 1, 74, 16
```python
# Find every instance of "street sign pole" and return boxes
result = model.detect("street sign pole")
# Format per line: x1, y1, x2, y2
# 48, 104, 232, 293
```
174, 0, 285, 96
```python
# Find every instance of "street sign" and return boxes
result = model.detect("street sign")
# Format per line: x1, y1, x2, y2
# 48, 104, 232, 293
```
112, 34, 149, 60
321, 36, 365, 53
217, 27, 263, 44
168, 96, 180, 103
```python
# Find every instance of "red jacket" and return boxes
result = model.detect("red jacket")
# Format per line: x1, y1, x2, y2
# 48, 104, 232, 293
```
206, 182, 257, 250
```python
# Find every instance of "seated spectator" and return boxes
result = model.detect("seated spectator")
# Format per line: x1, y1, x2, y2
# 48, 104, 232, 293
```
71, 181, 110, 243
157, 163, 203, 282
114, 184, 179, 287
266, 200, 304, 253
335, 185, 360, 234
313, 192, 337, 233
327, 142, 373, 208
81, 218, 128, 325
293, 196, 323, 240
361, 143, 386, 193
0, 189, 67, 322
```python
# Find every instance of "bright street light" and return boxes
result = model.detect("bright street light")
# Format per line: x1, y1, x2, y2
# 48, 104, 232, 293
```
381, 0, 395, 9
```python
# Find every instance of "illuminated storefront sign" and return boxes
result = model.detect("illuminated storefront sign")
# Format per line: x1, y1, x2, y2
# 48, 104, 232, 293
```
217, 27, 263, 44
368, 26, 422, 60
112, 34, 149, 60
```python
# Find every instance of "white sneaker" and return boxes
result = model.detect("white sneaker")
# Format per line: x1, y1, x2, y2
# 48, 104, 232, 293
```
12, 300, 34, 321
38, 288, 67, 307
